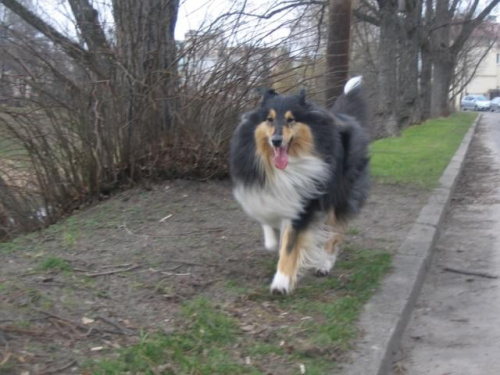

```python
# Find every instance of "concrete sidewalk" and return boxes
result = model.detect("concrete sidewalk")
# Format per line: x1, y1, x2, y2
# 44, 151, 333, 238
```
396, 112, 500, 375
338, 113, 481, 375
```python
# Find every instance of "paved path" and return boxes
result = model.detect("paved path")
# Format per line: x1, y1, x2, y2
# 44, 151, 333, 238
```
396, 112, 500, 375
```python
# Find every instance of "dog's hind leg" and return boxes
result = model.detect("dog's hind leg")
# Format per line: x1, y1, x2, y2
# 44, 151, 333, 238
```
270, 222, 306, 294
315, 211, 345, 277
262, 224, 278, 251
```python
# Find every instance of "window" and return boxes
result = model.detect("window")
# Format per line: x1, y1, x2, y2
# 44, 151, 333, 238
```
497, 53, 500, 65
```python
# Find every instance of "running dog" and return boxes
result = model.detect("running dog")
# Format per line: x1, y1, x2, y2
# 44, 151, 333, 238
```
230, 77, 370, 294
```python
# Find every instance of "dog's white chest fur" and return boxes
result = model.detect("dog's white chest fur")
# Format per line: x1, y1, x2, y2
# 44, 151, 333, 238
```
233, 155, 329, 228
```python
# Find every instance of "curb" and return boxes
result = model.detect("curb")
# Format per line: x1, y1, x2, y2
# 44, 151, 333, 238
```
339, 114, 481, 375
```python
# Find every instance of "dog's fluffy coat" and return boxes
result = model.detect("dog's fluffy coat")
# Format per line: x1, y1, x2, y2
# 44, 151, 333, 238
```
230, 77, 370, 294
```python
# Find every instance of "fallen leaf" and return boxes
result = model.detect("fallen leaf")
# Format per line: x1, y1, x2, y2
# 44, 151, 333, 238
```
241, 325, 255, 332
82, 317, 95, 325
90, 346, 104, 351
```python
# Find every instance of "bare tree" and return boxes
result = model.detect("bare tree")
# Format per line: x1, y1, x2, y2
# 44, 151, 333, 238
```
0, 0, 335, 235
430, 0, 500, 117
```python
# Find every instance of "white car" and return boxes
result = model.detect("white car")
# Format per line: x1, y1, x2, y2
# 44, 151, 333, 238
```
461, 95, 491, 111
491, 97, 500, 112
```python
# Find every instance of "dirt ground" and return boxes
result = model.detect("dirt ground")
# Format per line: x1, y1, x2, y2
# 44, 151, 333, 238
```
0, 179, 428, 374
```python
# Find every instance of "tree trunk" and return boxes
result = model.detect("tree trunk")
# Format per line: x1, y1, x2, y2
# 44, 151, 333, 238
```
112, 0, 179, 176
419, 42, 432, 122
430, 0, 452, 117
325, 0, 352, 107
397, 0, 422, 128
431, 56, 454, 117
374, 0, 399, 138
419, 0, 433, 122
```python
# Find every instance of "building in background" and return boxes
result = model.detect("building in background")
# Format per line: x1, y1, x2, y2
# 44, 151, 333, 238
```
462, 17, 500, 100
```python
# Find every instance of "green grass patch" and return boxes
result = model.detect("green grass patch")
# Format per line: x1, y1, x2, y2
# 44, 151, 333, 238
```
0, 228, 42, 254
37, 256, 72, 272
279, 248, 391, 349
87, 298, 258, 375
348, 227, 362, 236
370, 112, 476, 187
87, 248, 391, 374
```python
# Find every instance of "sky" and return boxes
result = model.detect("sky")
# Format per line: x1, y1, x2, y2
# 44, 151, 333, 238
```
36, 0, 292, 43
24, 0, 500, 45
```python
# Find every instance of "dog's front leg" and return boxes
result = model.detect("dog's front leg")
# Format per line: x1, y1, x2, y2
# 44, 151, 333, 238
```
315, 211, 345, 277
262, 224, 278, 251
270, 222, 304, 295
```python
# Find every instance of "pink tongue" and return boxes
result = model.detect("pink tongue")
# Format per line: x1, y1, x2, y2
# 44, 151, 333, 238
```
273, 147, 288, 170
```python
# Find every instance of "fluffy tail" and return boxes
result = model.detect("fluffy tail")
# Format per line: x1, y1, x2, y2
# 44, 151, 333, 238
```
331, 76, 367, 127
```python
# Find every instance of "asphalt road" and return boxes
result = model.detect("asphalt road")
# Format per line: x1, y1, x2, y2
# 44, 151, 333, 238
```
395, 112, 500, 375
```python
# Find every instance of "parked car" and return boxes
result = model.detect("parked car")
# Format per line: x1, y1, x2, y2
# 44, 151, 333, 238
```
491, 97, 500, 112
461, 95, 491, 111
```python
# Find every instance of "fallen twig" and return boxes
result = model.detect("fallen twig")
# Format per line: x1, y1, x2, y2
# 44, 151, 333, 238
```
33, 309, 123, 336
122, 222, 149, 239
157, 228, 224, 237
160, 272, 191, 276
85, 264, 141, 278
443, 266, 499, 279
0, 316, 49, 324
1, 326, 46, 336
159, 214, 173, 222
73, 268, 94, 273
40, 359, 77, 375
34, 309, 93, 335
165, 259, 221, 268
0, 352, 11, 366
101, 263, 133, 269
95, 315, 129, 334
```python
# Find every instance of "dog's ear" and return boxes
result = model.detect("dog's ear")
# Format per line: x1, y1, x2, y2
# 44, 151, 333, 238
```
256, 88, 278, 107
298, 88, 306, 105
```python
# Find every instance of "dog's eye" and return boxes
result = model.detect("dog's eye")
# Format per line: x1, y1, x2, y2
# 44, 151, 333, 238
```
267, 117, 274, 123
287, 118, 295, 124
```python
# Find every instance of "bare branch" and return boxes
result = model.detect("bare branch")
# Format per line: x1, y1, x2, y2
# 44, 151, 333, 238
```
353, 9, 381, 25
451, 0, 500, 56
67, 0, 113, 72
211, 0, 324, 23
0, 0, 106, 75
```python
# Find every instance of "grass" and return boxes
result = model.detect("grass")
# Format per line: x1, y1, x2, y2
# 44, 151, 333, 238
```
276, 248, 391, 349
87, 248, 391, 374
37, 256, 72, 272
370, 112, 477, 188
88, 298, 258, 375
348, 227, 362, 236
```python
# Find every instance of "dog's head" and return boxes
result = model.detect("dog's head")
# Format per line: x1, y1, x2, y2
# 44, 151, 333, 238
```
255, 89, 314, 171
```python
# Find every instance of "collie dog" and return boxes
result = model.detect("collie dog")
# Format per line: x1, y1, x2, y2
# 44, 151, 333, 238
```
230, 77, 370, 294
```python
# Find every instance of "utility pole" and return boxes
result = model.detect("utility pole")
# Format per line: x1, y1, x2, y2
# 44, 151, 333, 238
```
325, 0, 352, 107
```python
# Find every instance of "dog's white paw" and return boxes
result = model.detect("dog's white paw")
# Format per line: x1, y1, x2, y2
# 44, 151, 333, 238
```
263, 225, 278, 252
270, 272, 293, 295
314, 254, 337, 277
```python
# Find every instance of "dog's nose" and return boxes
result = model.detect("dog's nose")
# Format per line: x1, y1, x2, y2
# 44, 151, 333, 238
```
271, 135, 283, 147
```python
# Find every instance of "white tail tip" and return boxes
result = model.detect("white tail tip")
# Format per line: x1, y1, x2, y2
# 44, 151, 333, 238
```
344, 76, 362, 95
